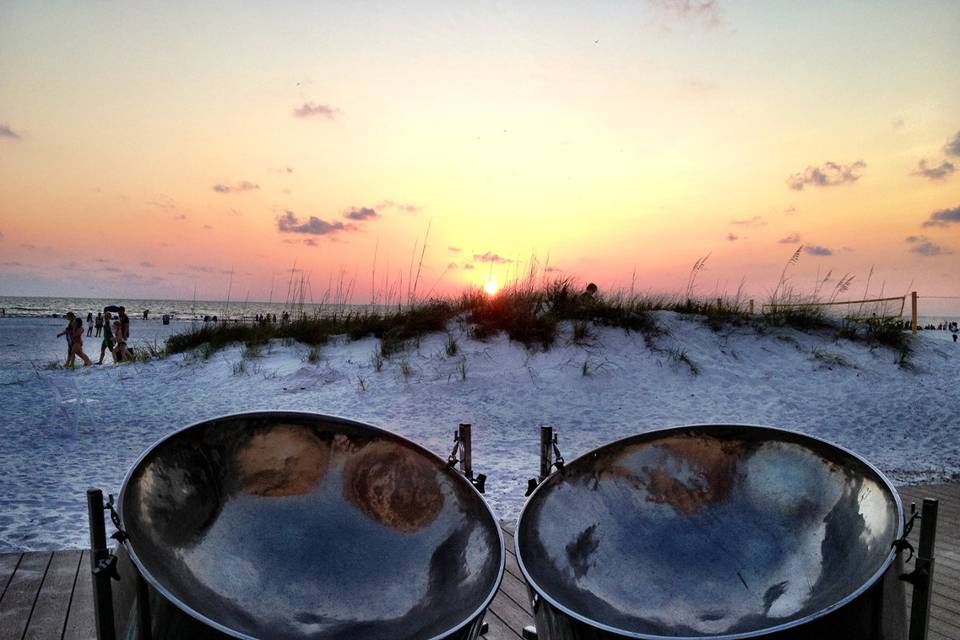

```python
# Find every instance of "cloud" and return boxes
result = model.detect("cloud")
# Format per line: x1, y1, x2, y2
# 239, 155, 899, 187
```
944, 131, 960, 157
203, 224, 214, 230
377, 200, 420, 214
0, 261, 23, 267
447, 262, 459, 270
448, 246, 461, 253
650, 0, 720, 25
906, 235, 952, 256
140, 261, 154, 268
271, 166, 294, 174
0, 123, 21, 140
102, 266, 122, 273
276, 210, 350, 235
730, 215, 765, 226
344, 207, 378, 221
174, 214, 187, 220
922, 205, 960, 228
293, 102, 340, 120
212, 181, 259, 193
726, 233, 738, 241
0, 231, 4, 240
787, 160, 866, 191
473, 251, 513, 264
783, 206, 798, 215
803, 245, 833, 256
227, 208, 242, 217
778, 233, 801, 244
911, 160, 955, 181
148, 195, 177, 210
188, 265, 214, 273
463, 263, 475, 270
892, 117, 905, 129
304, 238, 318, 247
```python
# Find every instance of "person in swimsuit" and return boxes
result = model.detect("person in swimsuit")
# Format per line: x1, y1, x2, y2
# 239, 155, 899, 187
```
95, 312, 103, 337
113, 320, 131, 362
86, 312, 94, 337
70, 317, 93, 367
56, 312, 76, 366
98, 312, 115, 364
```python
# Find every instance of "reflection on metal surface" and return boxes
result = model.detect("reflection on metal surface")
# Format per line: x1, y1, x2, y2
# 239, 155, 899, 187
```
517, 425, 903, 639
236, 424, 330, 497
344, 440, 444, 532
118, 412, 503, 640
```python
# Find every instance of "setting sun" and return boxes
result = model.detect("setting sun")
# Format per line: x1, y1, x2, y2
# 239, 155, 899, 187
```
484, 280, 499, 296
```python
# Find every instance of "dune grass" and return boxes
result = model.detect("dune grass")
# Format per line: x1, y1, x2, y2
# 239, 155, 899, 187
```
164, 250, 914, 364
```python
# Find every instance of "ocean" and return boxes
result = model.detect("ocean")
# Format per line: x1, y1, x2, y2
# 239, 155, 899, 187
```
0, 296, 384, 322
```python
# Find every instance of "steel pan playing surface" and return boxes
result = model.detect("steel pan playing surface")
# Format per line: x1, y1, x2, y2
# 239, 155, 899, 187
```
516, 425, 902, 638
118, 411, 504, 639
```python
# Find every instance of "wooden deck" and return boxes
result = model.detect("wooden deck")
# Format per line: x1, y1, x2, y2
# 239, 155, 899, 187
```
0, 484, 956, 640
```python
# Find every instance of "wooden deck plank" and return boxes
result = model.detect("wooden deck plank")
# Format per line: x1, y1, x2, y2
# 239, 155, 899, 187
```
0, 552, 51, 640
482, 609, 524, 640
0, 554, 22, 602
61, 550, 95, 640
24, 550, 83, 640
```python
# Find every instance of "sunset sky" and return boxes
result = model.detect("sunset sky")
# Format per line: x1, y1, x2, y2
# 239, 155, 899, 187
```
1, 1, 958, 310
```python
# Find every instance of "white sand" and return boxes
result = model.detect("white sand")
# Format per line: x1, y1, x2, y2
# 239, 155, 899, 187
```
0, 314, 957, 551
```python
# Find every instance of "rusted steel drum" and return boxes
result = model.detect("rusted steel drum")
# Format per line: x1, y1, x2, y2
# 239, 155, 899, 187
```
112, 411, 504, 640
516, 425, 905, 640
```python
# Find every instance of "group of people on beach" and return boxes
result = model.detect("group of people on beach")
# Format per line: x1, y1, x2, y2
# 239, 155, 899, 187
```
57, 306, 131, 367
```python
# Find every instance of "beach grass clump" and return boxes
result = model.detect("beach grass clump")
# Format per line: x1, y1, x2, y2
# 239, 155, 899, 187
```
444, 333, 459, 357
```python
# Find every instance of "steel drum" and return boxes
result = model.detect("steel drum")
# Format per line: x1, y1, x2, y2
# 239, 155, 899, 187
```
516, 425, 905, 639
113, 411, 504, 640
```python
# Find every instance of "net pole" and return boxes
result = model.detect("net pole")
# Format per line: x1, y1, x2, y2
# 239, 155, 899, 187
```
912, 292, 918, 335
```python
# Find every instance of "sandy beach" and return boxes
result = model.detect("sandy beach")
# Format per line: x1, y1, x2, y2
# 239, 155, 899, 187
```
1, 313, 957, 552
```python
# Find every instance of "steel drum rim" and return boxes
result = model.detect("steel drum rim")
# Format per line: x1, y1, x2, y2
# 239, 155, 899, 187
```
514, 423, 905, 640
117, 409, 506, 640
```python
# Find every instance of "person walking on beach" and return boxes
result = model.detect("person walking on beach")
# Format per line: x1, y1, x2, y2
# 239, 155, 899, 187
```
86, 312, 94, 337
70, 317, 93, 367
56, 312, 76, 366
95, 312, 103, 337
97, 312, 115, 364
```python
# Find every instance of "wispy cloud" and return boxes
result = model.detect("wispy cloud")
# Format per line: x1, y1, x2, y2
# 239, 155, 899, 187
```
463, 263, 475, 270
803, 245, 833, 256
473, 251, 513, 264
148, 195, 177, 209
911, 159, 955, 181
0, 123, 21, 140
726, 233, 738, 241
787, 160, 866, 191
906, 235, 953, 256
447, 262, 459, 270
174, 214, 187, 220
944, 131, 960, 157
276, 210, 350, 235
377, 200, 420, 214
448, 246, 461, 253
649, 0, 720, 26
140, 261, 154, 268
730, 215, 765, 226
892, 117, 905, 129
212, 181, 259, 194
922, 205, 960, 228
778, 233, 801, 244
344, 207, 378, 221
783, 206, 798, 216
293, 102, 340, 120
